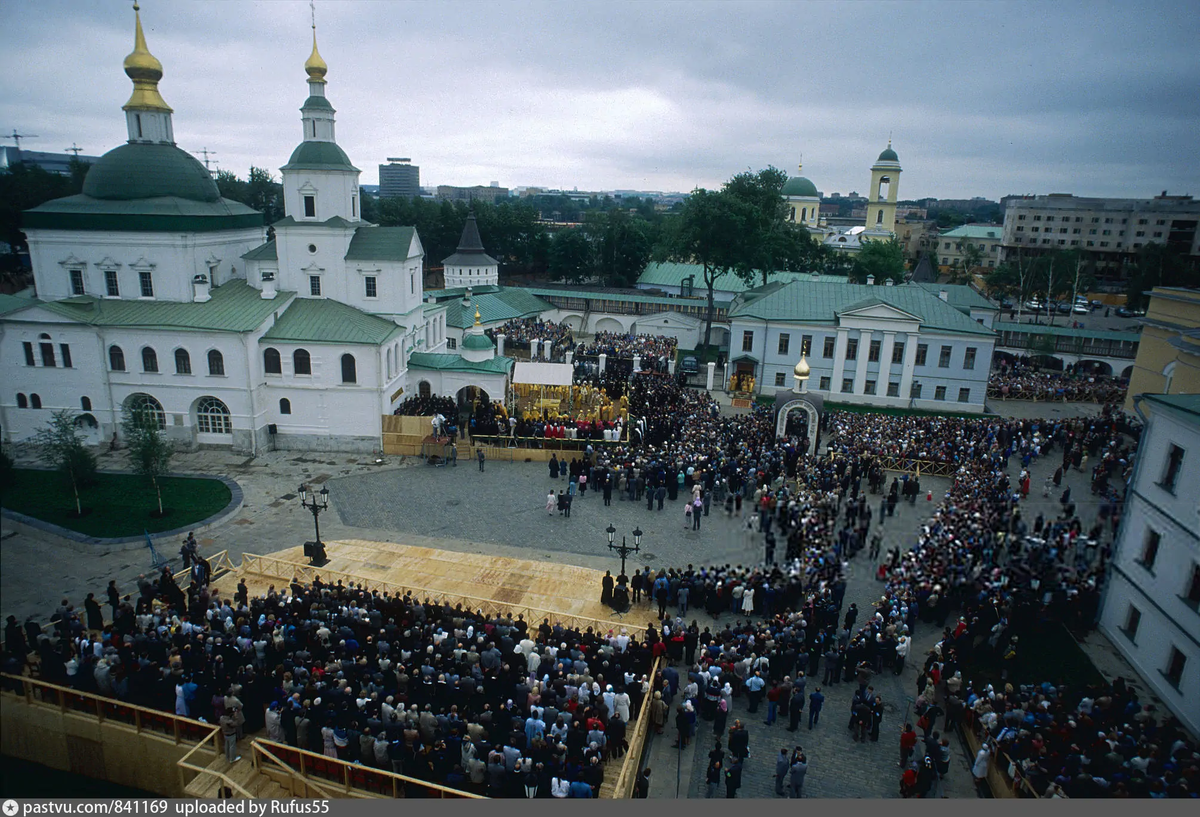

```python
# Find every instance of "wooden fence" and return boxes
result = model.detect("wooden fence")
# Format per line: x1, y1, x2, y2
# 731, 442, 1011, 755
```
608, 655, 664, 798
960, 708, 1041, 798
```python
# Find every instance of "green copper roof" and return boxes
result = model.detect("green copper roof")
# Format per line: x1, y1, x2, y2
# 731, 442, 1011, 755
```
994, 321, 1138, 342
781, 176, 819, 197
345, 226, 417, 262
407, 351, 513, 375
523, 285, 733, 310
272, 215, 358, 229
0, 289, 36, 317
461, 332, 495, 351
12, 279, 292, 333
729, 280, 994, 336
1142, 393, 1200, 424
443, 288, 555, 329
281, 141, 359, 172
939, 224, 1001, 240
24, 194, 261, 233
81, 143, 220, 202
262, 298, 403, 345
877, 146, 899, 162
638, 262, 845, 293
912, 282, 998, 311
241, 240, 278, 261
301, 95, 335, 112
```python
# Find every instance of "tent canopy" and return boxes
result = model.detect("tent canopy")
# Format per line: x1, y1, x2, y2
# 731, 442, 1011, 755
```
513, 361, 574, 387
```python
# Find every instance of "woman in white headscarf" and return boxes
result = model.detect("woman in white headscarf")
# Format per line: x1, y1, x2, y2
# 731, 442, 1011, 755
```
741, 584, 755, 615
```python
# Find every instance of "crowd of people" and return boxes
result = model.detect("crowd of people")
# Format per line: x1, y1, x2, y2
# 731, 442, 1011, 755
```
576, 332, 678, 373
988, 362, 1128, 404
393, 395, 457, 419
487, 318, 574, 362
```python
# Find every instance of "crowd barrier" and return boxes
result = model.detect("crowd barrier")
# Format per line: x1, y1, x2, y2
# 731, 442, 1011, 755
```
986, 382, 1127, 403
608, 655, 665, 798
960, 707, 1041, 798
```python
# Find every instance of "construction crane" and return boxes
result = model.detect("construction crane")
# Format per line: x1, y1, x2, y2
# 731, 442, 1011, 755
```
4, 129, 39, 149
196, 147, 218, 175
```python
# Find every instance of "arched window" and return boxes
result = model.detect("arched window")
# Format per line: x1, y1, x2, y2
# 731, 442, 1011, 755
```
207, 349, 225, 376
109, 345, 126, 372
31, 394, 41, 409
876, 210, 884, 225
16, 393, 27, 409
81, 396, 92, 411
127, 393, 165, 429
175, 348, 192, 375
801, 207, 807, 222
196, 396, 232, 434
264, 348, 282, 375
341, 353, 357, 384
141, 347, 159, 373
419, 381, 431, 398
279, 398, 292, 415
293, 349, 311, 375
39, 333, 56, 367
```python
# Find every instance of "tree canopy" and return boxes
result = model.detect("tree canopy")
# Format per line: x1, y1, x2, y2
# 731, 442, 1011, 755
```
851, 238, 906, 284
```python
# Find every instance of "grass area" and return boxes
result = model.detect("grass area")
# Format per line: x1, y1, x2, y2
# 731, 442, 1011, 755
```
959, 621, 1105, 691
823, 401, 979, 420
3, 468, 231, 538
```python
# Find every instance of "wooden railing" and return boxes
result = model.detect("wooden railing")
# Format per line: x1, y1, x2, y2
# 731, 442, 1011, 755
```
251, 740, 338, 799
238, 553, 632, 635
960, 708, 1040, 798
609, 655, 664, 799
467, 434, 627, 452
250, 738, 484, 799
176, 729, 255, 799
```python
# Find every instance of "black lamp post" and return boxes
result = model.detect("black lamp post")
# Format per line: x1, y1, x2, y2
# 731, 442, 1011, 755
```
299, 483, 330, 566
606, 523, 642, 578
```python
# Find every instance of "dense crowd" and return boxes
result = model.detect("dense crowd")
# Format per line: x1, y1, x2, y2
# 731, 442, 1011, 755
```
988, 363, 1127, 404
393, 395, 457, 418
576, 332, 678, 373
487, 318, 574, 361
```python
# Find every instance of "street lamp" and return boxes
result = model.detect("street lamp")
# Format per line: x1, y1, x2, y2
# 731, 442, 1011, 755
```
606, 524, 642, 578
299, 483, 330, 566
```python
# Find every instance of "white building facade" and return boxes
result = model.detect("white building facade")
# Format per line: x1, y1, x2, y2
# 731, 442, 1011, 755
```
1099, 393, 1200, 736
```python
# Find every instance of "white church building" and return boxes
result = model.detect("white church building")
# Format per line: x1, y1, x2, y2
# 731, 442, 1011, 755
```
1, 7, 511, 454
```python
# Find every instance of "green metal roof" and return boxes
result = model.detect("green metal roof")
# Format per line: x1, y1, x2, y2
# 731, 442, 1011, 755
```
1142, 393, 1200, 424
281, 141, 359, 172
913, 282, 998, 311
344, 226, 417, 262
994, 321, 1140, 342
24, 194, 262, 233
460, 332, 495, 350
0, 290, 36, 317
426, 285, 503, 300
638, 262, 845, 293
9, 279, 292, 333
729, 280, 995, 336
407, 351, 513, 375
877, 146, 899, 162
262, 298, 403, 345
241, 240, 277, 261
81, 143, 220, 202
444, 288, 555, 329
301, 95, 335, 112
938, 224, 1002, 240
523, 285, 732, 310
781, 176, 819, 197
272, 215, 358, 229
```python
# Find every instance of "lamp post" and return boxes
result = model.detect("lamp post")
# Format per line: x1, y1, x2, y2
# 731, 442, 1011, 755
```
299, 483, 330, 566
606, 523, 642, 578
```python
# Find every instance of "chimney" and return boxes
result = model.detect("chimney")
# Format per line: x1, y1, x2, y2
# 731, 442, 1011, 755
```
885, 278, 894, 287
811, 271, 820, 280
938, 290, 949, 302
192, 273, 211, 303
260, 270, 277, 300
866, 274, 875, 286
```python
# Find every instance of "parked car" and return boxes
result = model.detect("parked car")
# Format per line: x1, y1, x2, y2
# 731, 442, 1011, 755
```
1073, 303, 1090, 314
1090, 299, 1103, 309
1024, 300, 1044, 311
1056, 302, 1072, 314
681, 356, 699, 375
999, 298, 1014, 310
1115, 306, 1135, 318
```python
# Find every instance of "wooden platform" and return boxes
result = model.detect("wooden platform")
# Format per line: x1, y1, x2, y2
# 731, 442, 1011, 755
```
215, 540, 658, 633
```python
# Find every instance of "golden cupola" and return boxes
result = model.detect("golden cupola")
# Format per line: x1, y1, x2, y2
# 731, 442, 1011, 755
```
305, 28, 328, 83
123, 3, 172, 113
793, 356, 811, 379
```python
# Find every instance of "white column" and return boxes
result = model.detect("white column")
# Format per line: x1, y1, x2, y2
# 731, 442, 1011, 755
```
566, 351, 574, 365
830, 328, 848, 393
879, 331, 896, 396
531, 338, 540, 359
667, 359, 676, 375
899, 332, 919, 400
543, 339, 553, 360
853, 329, 872, 395
633, 354, 641, 372
599, 353, 607, 374
706, 361, 716, 391
496, 333, 506, 357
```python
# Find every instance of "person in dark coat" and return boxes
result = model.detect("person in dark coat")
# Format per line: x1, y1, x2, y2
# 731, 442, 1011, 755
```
724, 757, 743, 798
601, 572, 614, 607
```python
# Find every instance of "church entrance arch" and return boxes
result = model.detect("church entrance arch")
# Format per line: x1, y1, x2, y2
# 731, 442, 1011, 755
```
74, 413, 101, 447
775, 397, 820, 457
456, 385, 490, 419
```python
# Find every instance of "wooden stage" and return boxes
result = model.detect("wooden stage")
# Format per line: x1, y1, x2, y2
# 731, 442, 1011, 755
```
214, 540, 657, 633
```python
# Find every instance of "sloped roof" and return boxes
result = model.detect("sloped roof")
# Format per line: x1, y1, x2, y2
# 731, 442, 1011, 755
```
6, 279, 292, 333
0, 289, 37, 317
913, 282, 998, 311
994, 321, 1138, 341
241, 239, 278, 261
407, 351, 513, 375
939, 224, 1002, 240
345, 226, 417, 262
281, 141, 359, 172
24, 194, 261, 233
272, 215, 358, 229
442, 211, 498, 267
838, 296, 921, 322
444, 288, 555, 329
909, 253, 937, 283
262, 298, 403, 345
461, 332, 495, 350
1143, 393, 1200, 424
638, 262, 844, 292
729, 280, 994, 336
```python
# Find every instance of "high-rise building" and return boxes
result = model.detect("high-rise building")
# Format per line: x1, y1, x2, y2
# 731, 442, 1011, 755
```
378, 158, 420, 200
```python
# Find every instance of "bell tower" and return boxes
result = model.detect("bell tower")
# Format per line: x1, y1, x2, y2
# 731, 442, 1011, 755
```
864, 141, 901, 241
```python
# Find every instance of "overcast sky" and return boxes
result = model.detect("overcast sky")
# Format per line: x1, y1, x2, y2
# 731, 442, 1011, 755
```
4, 0, 1198, 201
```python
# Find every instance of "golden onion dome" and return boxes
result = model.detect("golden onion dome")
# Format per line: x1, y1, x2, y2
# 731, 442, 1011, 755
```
793, 356, 811, 378
474, 307, 482, 326
305, 29, 328, 82
122, 3, 172, 113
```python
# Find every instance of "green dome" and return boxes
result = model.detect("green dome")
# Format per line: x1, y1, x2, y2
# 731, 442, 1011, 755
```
877, 146, 899, 162
282, 140, 359, 172
461, 332, 495, 351
82, 143, 219, 202
782, 176, 819, 197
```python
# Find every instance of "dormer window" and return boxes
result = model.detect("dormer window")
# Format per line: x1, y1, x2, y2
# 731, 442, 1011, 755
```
304, 195, 316, 218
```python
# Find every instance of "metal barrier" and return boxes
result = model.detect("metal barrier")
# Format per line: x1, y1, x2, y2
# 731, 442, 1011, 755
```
238, 553, 632, 636
986, 381, 1127, 403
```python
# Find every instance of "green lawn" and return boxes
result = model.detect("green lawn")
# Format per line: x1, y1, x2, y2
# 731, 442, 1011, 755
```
3, 469, 232, 539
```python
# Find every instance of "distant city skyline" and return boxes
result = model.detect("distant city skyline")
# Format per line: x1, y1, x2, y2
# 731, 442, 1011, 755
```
3, 0, 1197, 201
